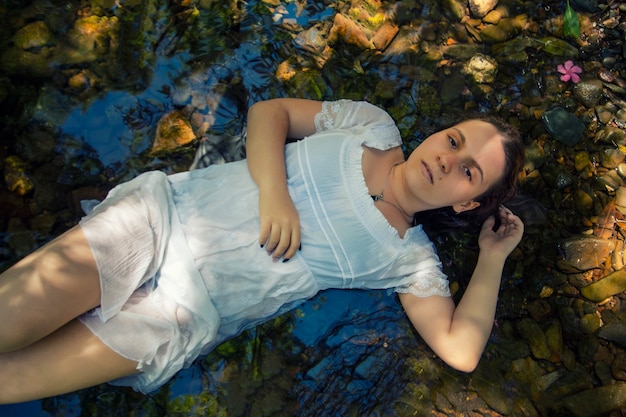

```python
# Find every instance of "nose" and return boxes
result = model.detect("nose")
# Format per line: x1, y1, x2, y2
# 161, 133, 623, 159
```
437, 154, 452, 174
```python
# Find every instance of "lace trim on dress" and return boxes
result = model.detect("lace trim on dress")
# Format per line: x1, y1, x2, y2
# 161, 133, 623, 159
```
394, 270, 451, 298
314, 100, 345, 132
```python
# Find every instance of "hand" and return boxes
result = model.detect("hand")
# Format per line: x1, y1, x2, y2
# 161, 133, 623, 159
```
478, 205, 524, 258
258, 188, 301, 262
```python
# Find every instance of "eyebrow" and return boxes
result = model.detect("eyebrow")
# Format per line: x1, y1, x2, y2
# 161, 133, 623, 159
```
451, 127, 484, 184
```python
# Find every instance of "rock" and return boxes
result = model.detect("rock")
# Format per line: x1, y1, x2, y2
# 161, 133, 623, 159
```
556, 236, 615, 273
4, 155, 35, 196
469, 0, 498, 18
574, 79, 604, 108
328, 13, 372, 50
516, 318, 551, 360
541, 107, 586, 146
15, 127, 56, 164
151, 110, 197, 154
13, 21, 53, 50
581, 270, 626, 302
0, 48, 54, 78
597, 323, 626, 347
463, 53, 498, 83
6, 218, 38, 258
612, 353, 626, 381
561, 383, 626, 417
540, 37, 580, 57
600, 148, 626, 169
371, 21, 398, 50
480, 15, 527, 42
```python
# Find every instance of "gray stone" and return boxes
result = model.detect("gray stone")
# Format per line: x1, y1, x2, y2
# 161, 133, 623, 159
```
541, 107, 586, 146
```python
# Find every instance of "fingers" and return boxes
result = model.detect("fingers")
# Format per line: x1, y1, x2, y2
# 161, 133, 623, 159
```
258, 219, 301, 262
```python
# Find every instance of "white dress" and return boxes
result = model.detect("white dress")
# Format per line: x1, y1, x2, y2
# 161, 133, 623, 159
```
78, 100, 450, 393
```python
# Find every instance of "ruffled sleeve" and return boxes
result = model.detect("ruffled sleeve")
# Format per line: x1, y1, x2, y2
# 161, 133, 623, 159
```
394, 267, 451, 298
314, 100, 402, 150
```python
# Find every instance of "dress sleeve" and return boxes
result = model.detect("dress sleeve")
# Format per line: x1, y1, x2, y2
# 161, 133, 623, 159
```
314, 100, 402, 150
394, 267, 451, 298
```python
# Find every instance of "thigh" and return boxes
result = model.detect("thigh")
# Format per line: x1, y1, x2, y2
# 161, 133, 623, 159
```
0, 226, 101, 352
0, 319, 139, 404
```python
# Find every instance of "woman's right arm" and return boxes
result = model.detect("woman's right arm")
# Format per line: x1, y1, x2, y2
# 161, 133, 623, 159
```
246, 98, 323, 262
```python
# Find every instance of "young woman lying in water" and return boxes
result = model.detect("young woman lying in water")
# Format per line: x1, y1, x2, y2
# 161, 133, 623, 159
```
0, 98, 524, 403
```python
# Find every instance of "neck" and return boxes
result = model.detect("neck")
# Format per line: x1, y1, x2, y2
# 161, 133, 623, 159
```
379, 163, 414, 222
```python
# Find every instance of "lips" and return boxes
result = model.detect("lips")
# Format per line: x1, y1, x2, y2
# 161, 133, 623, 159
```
421, 160, 433, 184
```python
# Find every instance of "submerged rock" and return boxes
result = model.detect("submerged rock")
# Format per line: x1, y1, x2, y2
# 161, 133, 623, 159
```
4, 155, 35, 196
152, 110, 197, 154
463, 53, 498, 83
561, 383, 626, 417
581, 270, 626, 302
542, 107, 586, 146
557, 236, 615, 273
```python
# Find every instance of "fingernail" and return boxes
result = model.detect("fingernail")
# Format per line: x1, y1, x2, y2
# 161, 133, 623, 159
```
298, 244, 302, 251
282, 258, 290, 263
260, 244, 264, 248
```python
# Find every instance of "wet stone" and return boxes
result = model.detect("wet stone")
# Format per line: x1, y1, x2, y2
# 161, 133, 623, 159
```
581, 270, 626, 302
469, 0, 498, 18
463, 53, 498, 83
612, 353, 626, 381
516, 318, 551, 360
600, 148, 625, 169
541, 107, 586, 146
4, 155, 35, 196
573, 79, 604, 108
561, 383, 626, 417
14, 21, 53, 50
597, 323, 626, 347
557, 236, 615, 273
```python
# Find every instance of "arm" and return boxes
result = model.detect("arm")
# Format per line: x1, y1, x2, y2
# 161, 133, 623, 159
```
246, 98, 323, 261
399, 206, 524, 372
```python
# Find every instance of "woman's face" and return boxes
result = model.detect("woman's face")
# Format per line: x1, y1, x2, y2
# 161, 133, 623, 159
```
404, 119, 506, 213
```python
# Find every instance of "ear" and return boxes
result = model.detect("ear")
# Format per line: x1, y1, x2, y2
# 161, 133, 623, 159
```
453, 200, 480, 214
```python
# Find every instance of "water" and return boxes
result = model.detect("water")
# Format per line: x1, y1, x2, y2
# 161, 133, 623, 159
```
1, 0, 625, 415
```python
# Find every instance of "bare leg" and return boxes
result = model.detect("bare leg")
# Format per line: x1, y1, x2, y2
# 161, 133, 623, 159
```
0, 319, 139, 404
0, 226, 101, 352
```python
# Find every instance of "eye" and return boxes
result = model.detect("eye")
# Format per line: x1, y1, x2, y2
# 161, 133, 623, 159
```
448, 136, 457, 148
464, 166, 472, 180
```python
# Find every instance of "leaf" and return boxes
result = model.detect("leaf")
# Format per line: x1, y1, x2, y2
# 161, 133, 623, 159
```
564, 0, 580, 39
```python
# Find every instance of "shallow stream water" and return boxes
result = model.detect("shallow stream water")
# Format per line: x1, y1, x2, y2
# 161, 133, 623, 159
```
1, 0, 626, 415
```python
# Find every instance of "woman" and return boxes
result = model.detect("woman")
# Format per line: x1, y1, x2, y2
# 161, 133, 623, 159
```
0, 98, 524, 403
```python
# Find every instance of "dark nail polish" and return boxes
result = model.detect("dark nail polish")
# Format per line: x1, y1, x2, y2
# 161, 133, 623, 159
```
260, 244, 264, 248
298, 244, 302, 251
282, 258, 290, 263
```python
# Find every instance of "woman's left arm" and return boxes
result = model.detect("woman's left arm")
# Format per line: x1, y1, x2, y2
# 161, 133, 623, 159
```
399, 206, 524, 372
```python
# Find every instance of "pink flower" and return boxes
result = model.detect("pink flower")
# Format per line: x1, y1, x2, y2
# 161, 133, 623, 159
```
557, 60, 583, 83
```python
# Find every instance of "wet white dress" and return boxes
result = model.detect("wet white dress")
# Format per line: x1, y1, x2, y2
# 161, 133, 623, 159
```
78, 100, 450, 393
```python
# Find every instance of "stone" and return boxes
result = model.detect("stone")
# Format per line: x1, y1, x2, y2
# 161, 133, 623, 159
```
600, 148, 626, 169
13, 21, 53, 50
574, 79, 604, 108
541, 107, 585, 146
463, 53, 498, 83
581, 270, 626, 302
561, 383, 626, 417
469, 0, 498, 18
516, 318, 551, 360
328, 13, 372, 50
151, 110, 197, 154
4, 155, 34, 196
597, 323, 626, 347
556, 236, 615, 273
